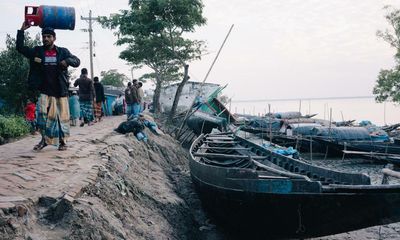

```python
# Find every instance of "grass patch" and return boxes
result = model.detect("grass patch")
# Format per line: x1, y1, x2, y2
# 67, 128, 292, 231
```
0, 115, 30, 144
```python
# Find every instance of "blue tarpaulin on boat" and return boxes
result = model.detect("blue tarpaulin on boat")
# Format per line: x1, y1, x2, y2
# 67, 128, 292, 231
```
359, 120, 372, 126
363, 125, 389, 142
311, 127, 371, 140
272, 112, 302, 119
262, 143, 299, 157
273, 147, 298, 156
291, 123, 322, 136
248, 117, 281, 130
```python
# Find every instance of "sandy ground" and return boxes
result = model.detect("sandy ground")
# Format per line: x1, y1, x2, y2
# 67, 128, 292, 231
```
1, 116, 400, 239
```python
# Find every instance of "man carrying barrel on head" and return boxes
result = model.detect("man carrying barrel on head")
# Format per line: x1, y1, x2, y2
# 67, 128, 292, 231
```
17, 22, 80, 151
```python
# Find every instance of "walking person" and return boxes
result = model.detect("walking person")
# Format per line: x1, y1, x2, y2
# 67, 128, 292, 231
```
131, 80, 140, 117
93, 76, 105, 122
125, 82, 134, 118
68, 91, 80, 126
74, 68, 96, 127
17, 22, 80, 151
137, 82, 144, 113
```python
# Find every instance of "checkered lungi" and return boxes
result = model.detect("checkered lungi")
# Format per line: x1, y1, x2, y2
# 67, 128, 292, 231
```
36, 94, 70, 145
94, 102, 102, 118
80, 100, 94, 123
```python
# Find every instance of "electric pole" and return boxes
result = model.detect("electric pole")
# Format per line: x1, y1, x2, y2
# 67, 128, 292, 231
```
81, 10, 99, 80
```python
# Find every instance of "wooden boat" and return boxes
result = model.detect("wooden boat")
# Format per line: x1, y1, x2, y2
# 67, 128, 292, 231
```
186, 111, 227, 135
342, 150, 400, 165
186, 97, 235, 135
258, 132, 327, 154
313, 137, 400, 158
189, 131, 400, 239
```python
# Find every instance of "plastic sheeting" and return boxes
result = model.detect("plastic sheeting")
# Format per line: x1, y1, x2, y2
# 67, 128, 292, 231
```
272, 111, 302, 119
284, 118, 330, 126
291, 123, 323, 136
363, 125, 389, 142
311, 127, 371, 141
248, 117, 281, 130
273, 147, 298, 156
359, 120, 372, 126
262, 143, 299, 158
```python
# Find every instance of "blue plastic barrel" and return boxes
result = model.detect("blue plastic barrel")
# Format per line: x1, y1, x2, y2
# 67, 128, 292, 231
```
40, 5, 75, 30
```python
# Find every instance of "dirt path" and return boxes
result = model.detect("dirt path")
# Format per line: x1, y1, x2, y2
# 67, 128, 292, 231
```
0, 116, 120, 209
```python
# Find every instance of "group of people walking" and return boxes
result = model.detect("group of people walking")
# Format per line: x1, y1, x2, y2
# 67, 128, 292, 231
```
125, 79, 144, 119
17, 21, 148, 152
71, 68, 105, 127
17, 22, 107, 152
73, 68, 95, 126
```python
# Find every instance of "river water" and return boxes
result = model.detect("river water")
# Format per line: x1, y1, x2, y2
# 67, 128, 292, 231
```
230, 97, 399, 126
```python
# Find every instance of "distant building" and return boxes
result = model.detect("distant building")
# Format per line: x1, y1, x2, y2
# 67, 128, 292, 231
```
159, 81, 220, 113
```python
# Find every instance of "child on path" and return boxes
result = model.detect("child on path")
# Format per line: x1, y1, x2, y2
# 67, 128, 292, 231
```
25, 99, 36, 134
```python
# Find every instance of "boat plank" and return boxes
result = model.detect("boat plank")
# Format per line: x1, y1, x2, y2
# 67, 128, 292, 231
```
193, 152, 266, 159
199, 146, 249, 150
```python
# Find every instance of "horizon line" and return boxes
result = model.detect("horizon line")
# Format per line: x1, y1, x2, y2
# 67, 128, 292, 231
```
232, 95, 376, 103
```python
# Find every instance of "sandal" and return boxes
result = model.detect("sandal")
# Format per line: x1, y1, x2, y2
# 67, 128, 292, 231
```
33, 141, 47, 151
58, 144, 68, 151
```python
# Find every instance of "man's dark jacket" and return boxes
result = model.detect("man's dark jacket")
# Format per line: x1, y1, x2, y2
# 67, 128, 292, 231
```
125, 86, 134, 104
74, 75, 95, 101
16, 30, 80, 97
125, 85, 139, 104
94, 82, 105, 103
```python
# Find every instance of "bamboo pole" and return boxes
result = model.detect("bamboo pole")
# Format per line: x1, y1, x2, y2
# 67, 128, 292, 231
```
328, 108, 332, 137
384, 101, 387, 126
268, 104, 272, 143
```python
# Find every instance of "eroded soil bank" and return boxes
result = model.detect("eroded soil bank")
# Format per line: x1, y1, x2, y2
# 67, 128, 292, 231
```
0, 127, 225, 240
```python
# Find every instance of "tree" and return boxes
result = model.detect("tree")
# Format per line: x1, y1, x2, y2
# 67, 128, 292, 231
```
139, 66, 182, 87
100, 69, 129, 87
374, 6, 400, 103
0, 33, 41, 114
373, 69, 400, 103
100, 0, 206, 114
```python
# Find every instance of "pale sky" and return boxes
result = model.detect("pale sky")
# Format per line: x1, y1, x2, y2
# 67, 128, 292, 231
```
1, 0, 400, 101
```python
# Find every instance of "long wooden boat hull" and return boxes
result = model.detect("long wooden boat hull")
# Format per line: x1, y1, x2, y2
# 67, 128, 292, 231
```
190, 161, 400, 238
189, 132, 400, 238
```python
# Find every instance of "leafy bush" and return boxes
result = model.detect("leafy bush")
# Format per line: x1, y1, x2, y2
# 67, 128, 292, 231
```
0, 115, 30, 143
